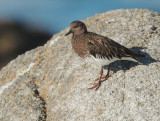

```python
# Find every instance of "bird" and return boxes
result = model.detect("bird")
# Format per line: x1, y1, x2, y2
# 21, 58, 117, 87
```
65, 20, 145, 90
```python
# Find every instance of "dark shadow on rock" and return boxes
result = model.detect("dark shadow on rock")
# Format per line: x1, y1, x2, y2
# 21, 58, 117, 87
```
103, 47, 158, 74
0, 20, 54, 69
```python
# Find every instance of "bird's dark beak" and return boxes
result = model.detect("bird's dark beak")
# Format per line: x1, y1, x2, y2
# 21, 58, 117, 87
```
65, 29, 72, 36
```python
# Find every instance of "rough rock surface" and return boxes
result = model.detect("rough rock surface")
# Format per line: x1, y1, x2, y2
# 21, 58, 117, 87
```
0, 9, 160, 121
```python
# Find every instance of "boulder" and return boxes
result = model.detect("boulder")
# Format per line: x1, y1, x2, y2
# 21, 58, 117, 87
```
0, 9, 160, 121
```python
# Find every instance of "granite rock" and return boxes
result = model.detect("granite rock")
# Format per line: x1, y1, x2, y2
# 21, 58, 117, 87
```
0, 9, 160, 121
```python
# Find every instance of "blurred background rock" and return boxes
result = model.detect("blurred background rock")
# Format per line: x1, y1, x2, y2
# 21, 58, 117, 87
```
0, 20, 52, 69
0, 0, 159, 69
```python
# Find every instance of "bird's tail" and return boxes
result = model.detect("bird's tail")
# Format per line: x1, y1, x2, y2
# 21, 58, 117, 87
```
131, 51, 145, 65
132, 52, 145, 57
125, 49, 145, 64
126, 48, 145, 58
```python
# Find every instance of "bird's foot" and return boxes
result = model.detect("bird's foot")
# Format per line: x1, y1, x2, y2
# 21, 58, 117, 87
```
88, 75, 110, 90
89, 65, 111, 90
88, 81, 101, 90
93, 74, 106, 82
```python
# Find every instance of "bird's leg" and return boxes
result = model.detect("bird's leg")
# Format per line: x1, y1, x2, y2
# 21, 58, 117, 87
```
89, 67, 104, 90
101, 64, 111, 81
93, 68, 105, 82
89, 64, 111, 90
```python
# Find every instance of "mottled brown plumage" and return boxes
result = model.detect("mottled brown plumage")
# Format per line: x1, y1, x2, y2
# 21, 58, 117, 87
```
65, 21, 145, 90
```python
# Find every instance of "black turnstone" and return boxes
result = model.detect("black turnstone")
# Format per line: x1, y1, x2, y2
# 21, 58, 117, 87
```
65, 20, 145, 90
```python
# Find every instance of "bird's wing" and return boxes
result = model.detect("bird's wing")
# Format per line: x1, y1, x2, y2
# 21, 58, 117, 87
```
87, 32, 138, 60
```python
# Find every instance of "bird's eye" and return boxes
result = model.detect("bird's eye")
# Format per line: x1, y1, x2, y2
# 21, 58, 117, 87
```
74, 25, 78, 28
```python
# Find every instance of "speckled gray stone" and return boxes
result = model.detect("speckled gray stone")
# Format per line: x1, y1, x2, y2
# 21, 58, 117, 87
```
0, 9, 160, 121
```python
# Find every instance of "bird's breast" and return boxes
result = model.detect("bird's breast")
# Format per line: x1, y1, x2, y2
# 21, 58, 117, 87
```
71, 37, 89, 58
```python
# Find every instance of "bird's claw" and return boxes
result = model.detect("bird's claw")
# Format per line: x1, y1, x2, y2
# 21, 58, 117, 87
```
88, 81, 101, 90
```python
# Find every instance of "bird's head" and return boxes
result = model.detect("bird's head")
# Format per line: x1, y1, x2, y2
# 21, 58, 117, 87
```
65, 21, 87, 36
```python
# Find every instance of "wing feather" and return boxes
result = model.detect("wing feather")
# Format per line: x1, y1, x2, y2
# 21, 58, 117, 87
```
87, 32, 139, 60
